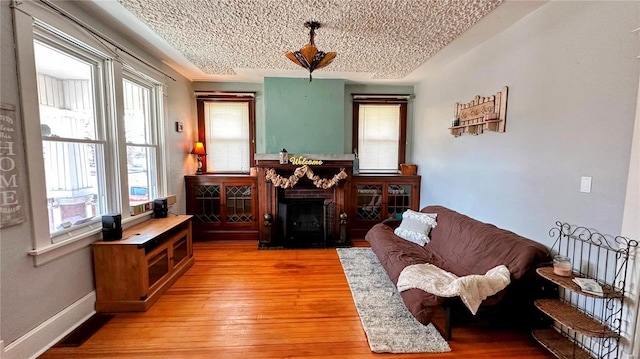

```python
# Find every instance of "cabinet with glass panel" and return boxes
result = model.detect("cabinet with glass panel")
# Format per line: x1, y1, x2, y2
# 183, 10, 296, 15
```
349, 175, 421, 239
185, 175, 258, 240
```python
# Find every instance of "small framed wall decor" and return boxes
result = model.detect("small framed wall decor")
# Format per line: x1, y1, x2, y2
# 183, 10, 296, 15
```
175, 122, 183, 133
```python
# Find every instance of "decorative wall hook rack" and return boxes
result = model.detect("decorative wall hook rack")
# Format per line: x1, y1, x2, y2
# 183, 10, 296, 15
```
449, 86, 508, 137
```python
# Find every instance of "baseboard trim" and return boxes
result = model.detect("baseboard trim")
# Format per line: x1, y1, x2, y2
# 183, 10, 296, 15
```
3, 291, 95, 359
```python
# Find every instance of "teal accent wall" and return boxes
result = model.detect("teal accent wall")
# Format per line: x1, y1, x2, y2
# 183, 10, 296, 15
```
264, 77, 345, 154
192, 80, 414, 156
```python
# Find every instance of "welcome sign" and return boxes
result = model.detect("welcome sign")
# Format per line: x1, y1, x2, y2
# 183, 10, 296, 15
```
0, 103, 25, 228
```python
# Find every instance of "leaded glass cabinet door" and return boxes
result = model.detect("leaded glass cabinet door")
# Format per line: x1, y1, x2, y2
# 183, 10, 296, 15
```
225, 185, 253, 223
356, 184, 383, 221
194, 184, 222, 223
387, 184, 412, 220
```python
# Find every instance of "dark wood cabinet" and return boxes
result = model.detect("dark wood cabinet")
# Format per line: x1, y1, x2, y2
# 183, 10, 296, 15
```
185, 175, 258, 240
349, 174, 421, 239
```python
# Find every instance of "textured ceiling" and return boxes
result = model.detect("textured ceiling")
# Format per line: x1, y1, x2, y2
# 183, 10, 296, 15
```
114, 0, 503, 81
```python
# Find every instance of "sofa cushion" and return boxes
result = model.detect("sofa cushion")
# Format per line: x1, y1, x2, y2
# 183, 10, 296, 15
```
366, 222, 448, 324
422, 205, 548, 280
393, 210, 437, 246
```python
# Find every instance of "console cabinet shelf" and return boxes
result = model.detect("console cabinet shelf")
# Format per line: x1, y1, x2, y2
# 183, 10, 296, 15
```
93, 215, 194, 312
185, 175, 258, 240
532, 222, 637, 359
349, 174, 420, 239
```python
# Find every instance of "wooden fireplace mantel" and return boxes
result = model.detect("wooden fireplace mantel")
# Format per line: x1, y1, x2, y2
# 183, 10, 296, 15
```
255, 153, 355, 169
255, 153, 354, 247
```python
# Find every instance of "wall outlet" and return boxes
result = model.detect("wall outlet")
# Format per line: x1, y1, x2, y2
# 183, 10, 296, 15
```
580, 176, 592, 193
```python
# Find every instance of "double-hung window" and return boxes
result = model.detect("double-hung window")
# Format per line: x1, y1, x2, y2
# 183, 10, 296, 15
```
34, 33, 109, 236
123, 72, 162, 206
196, 94, 256, 173
14, 4, 168, 260
352, 95, 409, 173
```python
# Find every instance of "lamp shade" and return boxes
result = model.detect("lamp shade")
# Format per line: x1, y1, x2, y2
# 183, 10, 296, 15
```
190, 142, 206, 156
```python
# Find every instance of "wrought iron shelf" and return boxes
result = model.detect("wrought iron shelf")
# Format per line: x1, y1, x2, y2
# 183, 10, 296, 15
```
532, 329, 593, 359
534, 299, 618, 338
536, 267, 623, 299
532, 222, 638, 359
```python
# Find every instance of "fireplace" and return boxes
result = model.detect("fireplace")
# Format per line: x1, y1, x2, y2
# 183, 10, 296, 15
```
255, 153, 354, 248
279, 198, 327, 248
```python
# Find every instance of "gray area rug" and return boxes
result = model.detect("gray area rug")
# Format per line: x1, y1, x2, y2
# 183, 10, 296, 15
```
337, 247, 451, 354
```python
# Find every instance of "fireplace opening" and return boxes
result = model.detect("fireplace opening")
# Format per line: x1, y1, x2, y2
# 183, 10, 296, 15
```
278, 198, 330, 248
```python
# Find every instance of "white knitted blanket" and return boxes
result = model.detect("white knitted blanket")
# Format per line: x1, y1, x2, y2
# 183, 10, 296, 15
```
396, 263, 511, 315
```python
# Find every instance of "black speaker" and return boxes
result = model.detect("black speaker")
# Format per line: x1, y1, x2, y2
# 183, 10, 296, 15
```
102, 214, 122, 241
154, 198, 168, 218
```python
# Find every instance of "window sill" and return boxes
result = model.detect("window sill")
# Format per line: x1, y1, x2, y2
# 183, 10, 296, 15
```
28, 230, 101, 267
357, 170, 402, 174
28, 213, 154, 267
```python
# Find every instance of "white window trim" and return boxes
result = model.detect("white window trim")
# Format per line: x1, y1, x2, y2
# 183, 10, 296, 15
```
13, 0, 168, 266
34, 32, 114, 238
27, 212, 157, 266
122, 69, 165, 206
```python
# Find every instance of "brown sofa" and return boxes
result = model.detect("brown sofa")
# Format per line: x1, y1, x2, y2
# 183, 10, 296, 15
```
365, 205, 551, 338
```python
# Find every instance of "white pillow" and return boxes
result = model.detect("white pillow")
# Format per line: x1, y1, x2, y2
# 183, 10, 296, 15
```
394, 210, 437, 246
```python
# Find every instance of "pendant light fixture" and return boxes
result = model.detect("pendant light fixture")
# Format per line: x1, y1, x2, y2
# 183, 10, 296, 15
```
285, 21, 336, 81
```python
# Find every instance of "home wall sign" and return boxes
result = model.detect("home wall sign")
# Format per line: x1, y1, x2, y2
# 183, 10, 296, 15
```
0, 103, 25, 228
449, 86, 508, 137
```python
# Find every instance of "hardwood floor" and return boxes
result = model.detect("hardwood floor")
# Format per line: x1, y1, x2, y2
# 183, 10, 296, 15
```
40, 241, 553, 358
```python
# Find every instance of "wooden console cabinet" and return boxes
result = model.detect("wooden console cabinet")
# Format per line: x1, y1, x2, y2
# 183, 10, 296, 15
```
93, 215, 194, 312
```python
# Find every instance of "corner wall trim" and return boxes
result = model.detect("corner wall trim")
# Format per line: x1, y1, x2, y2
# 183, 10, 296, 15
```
2, 291, 96, 359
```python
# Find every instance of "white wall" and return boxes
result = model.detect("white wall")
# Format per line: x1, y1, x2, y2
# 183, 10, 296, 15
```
0, 1, 194, 355
413, 1, 639, 353
413, 1, 639, 247
623, 74, 640, 358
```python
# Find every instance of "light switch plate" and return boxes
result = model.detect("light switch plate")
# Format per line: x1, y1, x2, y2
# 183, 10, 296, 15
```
580, 176, 592, 193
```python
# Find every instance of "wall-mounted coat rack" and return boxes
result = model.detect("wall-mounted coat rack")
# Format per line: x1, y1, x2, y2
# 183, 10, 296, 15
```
449, 86, 508, 137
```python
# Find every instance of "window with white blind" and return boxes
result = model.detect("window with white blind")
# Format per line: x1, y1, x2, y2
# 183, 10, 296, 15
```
197, 95, 256, 173
352, 98, 408, 173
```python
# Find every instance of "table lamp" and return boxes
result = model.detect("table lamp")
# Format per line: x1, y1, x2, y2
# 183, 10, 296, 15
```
190, 141, 207, 174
